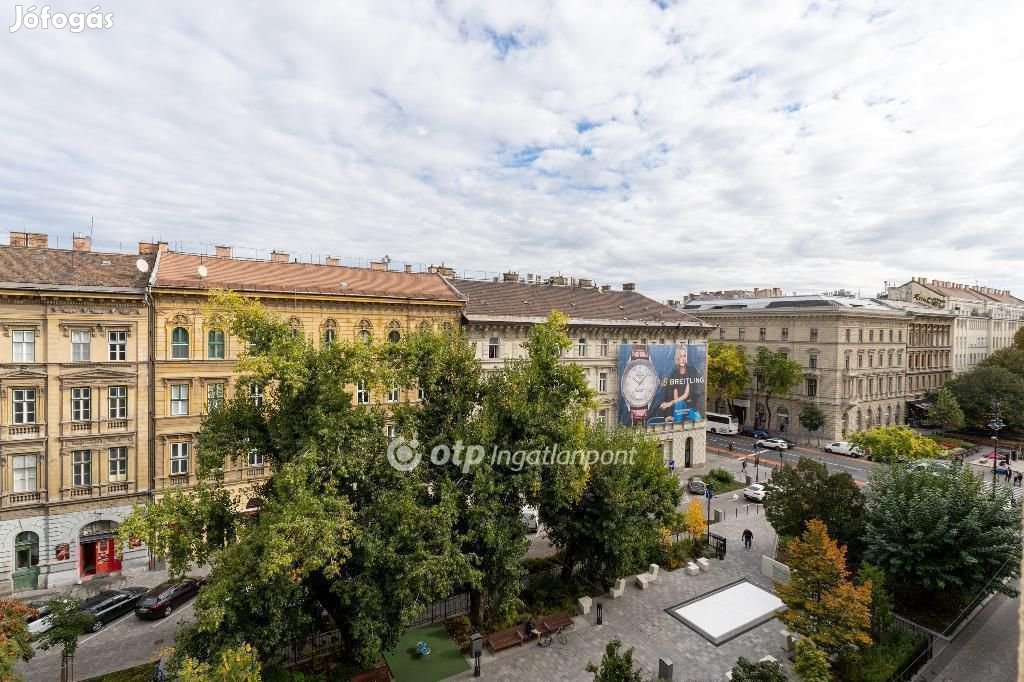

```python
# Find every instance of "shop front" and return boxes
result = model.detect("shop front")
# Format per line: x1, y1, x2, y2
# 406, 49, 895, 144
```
79, 520, 121, 578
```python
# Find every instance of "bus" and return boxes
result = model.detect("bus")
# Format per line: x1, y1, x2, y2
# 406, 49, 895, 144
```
705, 412, 739, 435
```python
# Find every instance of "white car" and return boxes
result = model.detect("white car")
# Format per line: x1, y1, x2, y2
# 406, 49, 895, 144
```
823, 441, 863, 457
743, 484, 766, 502
25, 601, 53, 637
521, 506, 539, 532
756, 438, 789, 451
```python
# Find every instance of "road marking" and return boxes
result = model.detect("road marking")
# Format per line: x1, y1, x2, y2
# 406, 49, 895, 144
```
706, 445, 867, 485
152, 601, 194, 628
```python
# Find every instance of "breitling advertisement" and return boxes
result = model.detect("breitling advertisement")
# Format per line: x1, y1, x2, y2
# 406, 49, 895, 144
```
617, 343, 707, 427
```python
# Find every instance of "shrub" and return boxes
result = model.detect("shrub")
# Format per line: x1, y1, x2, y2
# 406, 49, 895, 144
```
706, 468, 735, 487
838, 630, 928, 682
444, 615, 473, 652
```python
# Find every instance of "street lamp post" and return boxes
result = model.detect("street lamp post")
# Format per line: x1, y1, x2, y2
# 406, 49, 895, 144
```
754, 451, 761, 483
988, 403, 1005, 490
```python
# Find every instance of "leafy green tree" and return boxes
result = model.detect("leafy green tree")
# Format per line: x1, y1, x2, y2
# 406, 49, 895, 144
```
1014, 326, 1024, 351
946, 366, 1024, 429
794, 638, 831, 682
981, 347, 1024, 377
1, 598, 35, 681
857, 563, 894, 640
179, 643, 262, 681
864, 464, 1021, 598
777, 520, 873, 655
708, 342, 750, 413
754, 348, 803, 432
849, 425, 945, 464
798, 404, 826, 444
926, 387, 965, 430
730, 656, 787, 682
543, 426, 681, 589
764, 457, 865, 565
585, 640, 647, 682
36, 596, 94, 682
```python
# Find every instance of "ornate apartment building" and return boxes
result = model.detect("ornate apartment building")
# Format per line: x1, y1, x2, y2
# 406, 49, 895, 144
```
874, 299, 955, 418
0, 234, 153, 593
451, 274, 715, 468
886, 278, 1024, 374
684, 295, 914, 441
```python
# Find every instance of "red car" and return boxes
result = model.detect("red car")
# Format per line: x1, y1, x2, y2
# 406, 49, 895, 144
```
134, 577, 206, 619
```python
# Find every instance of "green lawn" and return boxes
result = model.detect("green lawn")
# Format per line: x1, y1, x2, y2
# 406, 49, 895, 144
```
81, 661, 157, 682
383, 623, 470, 682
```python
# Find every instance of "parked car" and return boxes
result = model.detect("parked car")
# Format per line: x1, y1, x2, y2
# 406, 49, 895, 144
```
135, 577, 206, 620
81, 587, 148, 631
756, 438, 790, 451
908, 460, 951, 475
520, 506, 540, 533
687, 477, 707, 494
24, 601, 53, 637
740, 427, 769, 439
823, 441, 863, 457
743, 483, 767, 502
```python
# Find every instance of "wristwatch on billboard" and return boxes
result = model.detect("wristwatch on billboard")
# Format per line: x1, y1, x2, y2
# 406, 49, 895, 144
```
621, 345, 658, 425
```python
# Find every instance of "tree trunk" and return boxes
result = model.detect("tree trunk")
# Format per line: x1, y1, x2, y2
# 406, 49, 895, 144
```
764, 393, 773, 432
469, 587, 484, 627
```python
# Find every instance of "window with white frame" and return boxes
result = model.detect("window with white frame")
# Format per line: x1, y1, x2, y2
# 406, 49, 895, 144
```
598, 372, 608, 393
387, 384, 399, 403
171, 327, 190, 359
356, 380, 369, 405
12, 330, 35, 362
13, 455, 37, 491
12, 388, 36, 424
170, 442, 189, 475
108, 447, 128, 482
323, 328, 336, 345
108, 330, 127, 361
809, 354, 817, 369
597, 410, 607, 426
418, 385, 425, 401
70, 329, 90, 360
207, 382, 225, 411
806, 378, 818, 397
71, 387, 91, 421
810, 328, 819, 342
386, 423, 396, 439
108, 385, 128, 419
170, 384, 189, 416
719, 328, 725, 340
247, 449, 264, 467
488, 337, 500, 359
249, 384, 264, 407
577, 338, 587, 357
600, 339, 609, 356
72, 450, 92, 486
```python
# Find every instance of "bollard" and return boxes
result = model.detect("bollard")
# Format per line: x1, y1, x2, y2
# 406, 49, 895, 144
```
470, 633, 483, 677
597, 601, 604, 625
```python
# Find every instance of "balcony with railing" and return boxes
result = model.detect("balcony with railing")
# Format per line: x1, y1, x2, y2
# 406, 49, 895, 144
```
0, 423, 45, 440
0, 489, 46, 508
61, 418, 136, 437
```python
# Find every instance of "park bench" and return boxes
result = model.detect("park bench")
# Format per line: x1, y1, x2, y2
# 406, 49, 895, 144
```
351, 663, 391, 682
540, 611, 574, 635
486, 625, 525, 653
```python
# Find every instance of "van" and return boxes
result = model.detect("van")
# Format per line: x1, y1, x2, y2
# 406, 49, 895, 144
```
823, 441, 863, 457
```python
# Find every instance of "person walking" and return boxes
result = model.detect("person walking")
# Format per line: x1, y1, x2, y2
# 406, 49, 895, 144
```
1006, 466, 1013, 483
742, 528, 753, 550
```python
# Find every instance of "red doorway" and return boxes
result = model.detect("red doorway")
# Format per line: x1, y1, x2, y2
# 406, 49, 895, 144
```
80, 538, 121, 577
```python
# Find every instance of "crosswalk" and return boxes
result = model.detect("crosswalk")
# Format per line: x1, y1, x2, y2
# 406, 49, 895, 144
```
980, 480, 1024, 507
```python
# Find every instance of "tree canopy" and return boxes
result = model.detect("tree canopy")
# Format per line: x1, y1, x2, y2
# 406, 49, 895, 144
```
946, 365, 1024, 430
926, 387, 965, 430
849, 425, 945, 464
764, 457, 865, 564
708, 342, 750, 411
980, 347, 1024, 377
794, 638, 831, 682
798, 404, 826, 438
585, 640, 648, 682
777, 520, 872, 655
730, 656, 787, 682
1, 598, 34, 681
754, 348, 803, 432
1013, 326, 1024, 351
864, 464, 1021, 598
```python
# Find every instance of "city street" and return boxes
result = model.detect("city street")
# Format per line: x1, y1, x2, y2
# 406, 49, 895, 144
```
706, 433, 876, 485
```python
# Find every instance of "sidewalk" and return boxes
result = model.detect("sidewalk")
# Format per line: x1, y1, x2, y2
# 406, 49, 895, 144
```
14, 564, 208, 604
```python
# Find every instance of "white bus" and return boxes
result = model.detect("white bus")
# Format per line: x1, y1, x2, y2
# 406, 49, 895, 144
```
705, 412, 739, 435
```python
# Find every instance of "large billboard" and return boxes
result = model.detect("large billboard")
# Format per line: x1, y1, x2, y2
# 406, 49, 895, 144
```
617, 343, 706, 427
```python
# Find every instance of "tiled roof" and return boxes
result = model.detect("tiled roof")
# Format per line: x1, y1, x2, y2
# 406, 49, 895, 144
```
154, 252, 463, 302
0, 245, 153, 291
451, 278, 710, 327
684, 294, 898, 313
916, 280, 990, 302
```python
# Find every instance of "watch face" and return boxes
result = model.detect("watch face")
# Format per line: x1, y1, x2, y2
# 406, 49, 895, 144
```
622, 360, 658, 408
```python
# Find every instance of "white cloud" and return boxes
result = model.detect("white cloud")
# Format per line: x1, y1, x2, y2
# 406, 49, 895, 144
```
1, 0, 1022, 299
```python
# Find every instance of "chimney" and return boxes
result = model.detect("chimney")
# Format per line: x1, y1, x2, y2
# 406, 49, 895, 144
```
215, 245, 232, 258
502, 271, 519, 282
429, 264, 456, 278
138, 242, 158, 256
73, 233, 91, 252
9, 230, 27, 246
325, 256, 340, 266
369, 261, 387, 271
404, 264, 413, 273
26, 232, 48, 248
271, 250, 289, 263
158, 241, 169, 253
578, 278, 594, 288
550, 275, 568, 286
622, 282, 636, 292
601, 285, 611, 292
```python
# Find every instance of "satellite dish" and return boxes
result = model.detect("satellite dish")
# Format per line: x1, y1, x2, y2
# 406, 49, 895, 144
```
197, 265, 208, 278
135, 259, 150, 273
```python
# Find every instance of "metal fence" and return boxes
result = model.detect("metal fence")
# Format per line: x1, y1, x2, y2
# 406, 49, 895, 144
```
886, 615, 936, 681
408, 591, 473, 628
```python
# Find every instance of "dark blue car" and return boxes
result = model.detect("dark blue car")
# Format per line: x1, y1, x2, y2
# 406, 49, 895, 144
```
740, 427, 769, 439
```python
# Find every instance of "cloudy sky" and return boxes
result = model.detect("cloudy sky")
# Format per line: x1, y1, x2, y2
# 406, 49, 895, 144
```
2, 0, 1022, 299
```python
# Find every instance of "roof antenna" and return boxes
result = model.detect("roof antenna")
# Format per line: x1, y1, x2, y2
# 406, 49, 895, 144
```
90, 217, 94, 242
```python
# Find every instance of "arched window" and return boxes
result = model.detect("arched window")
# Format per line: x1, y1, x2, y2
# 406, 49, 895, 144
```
15, 531, 39, 569
388, 330, 401, 343
322, 319, 337, 345
207, 329, 225, 359
417, 321, 431, 331
356, 319, 373, 343
684, 437, 693, 467
171, 327, 190, 359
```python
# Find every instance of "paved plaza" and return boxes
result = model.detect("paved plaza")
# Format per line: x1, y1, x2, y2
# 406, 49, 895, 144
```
451, 512, 786, 682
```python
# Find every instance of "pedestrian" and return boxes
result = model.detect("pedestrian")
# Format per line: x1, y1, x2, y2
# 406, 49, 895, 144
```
728, 442, 735, 453
1006, 466, 1012, 483
741, 528, 753, 550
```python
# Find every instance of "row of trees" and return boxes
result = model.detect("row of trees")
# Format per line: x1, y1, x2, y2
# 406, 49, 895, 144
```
113, 293, 681, 672
943, 333, 1024, 429
709, 342, 813, 434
